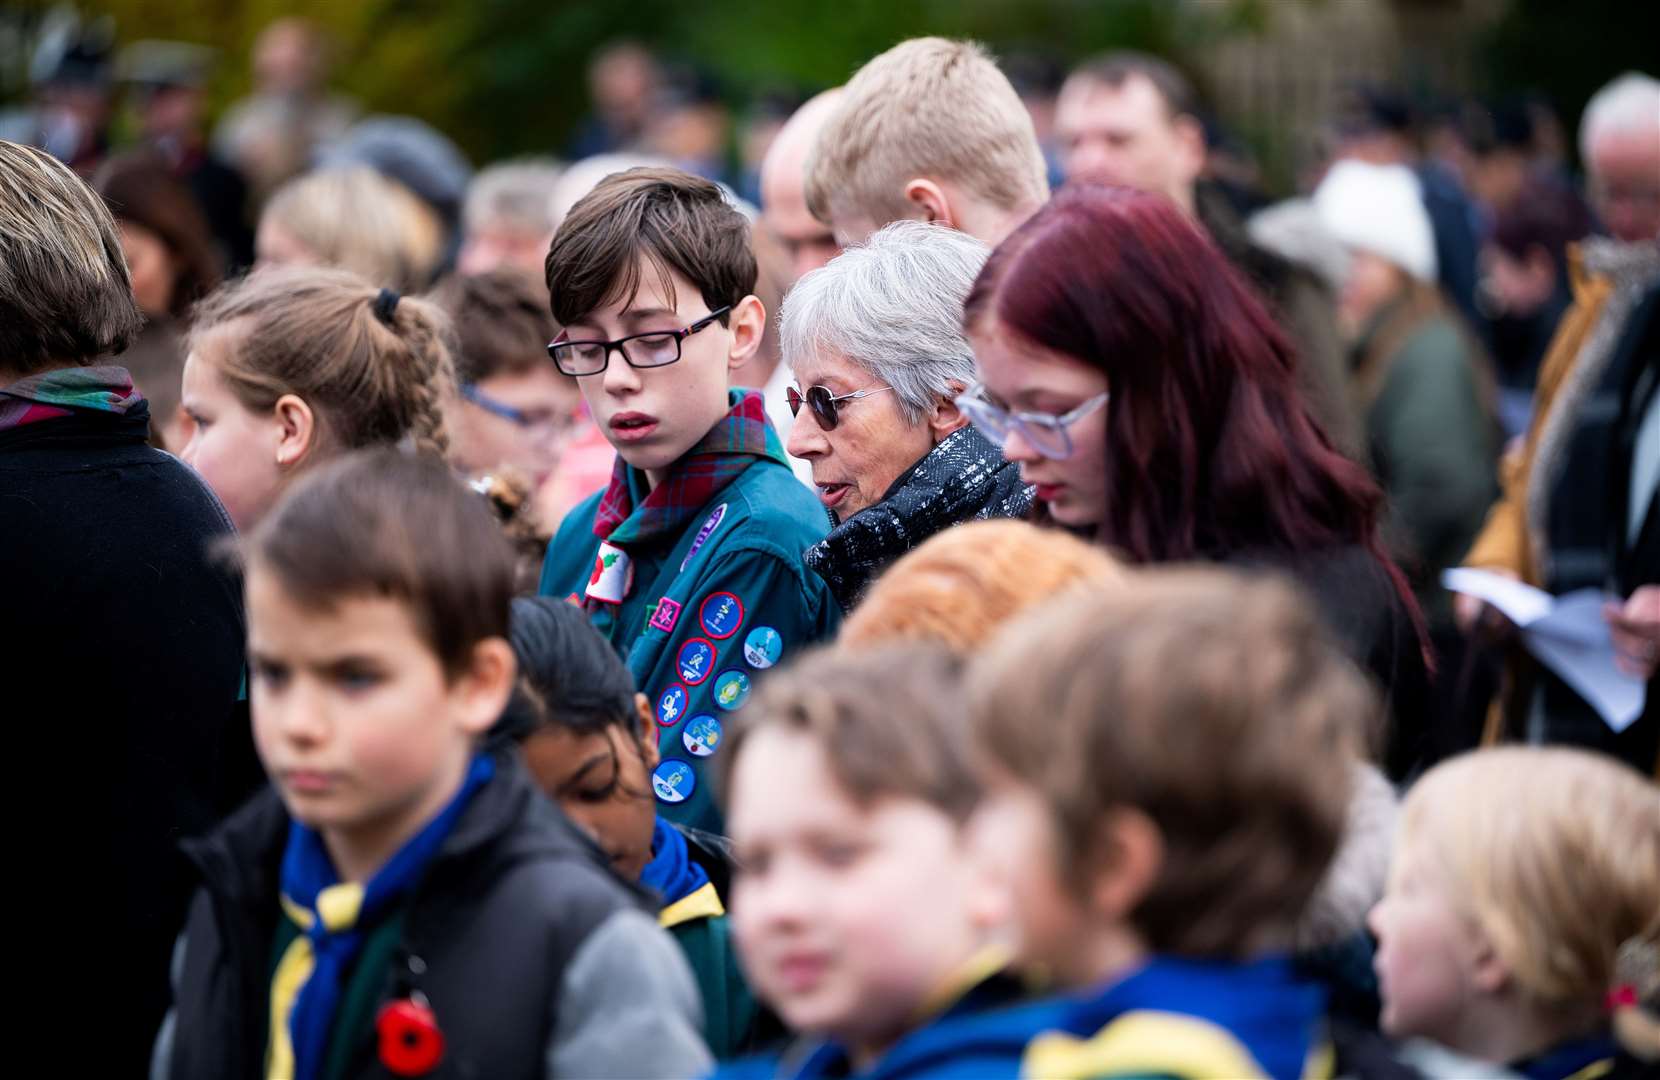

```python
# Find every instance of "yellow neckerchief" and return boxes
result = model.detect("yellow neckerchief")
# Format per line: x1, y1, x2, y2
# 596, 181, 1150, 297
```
1021, 1010, 1338, 1080
658, 880, 726, 930
265, 884, 365, 1080
1562, 1059, 1616, 1080
909, 945, 1014, 1025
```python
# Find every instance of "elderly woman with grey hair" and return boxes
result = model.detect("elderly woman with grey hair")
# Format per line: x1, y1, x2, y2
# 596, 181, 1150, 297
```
782, 220, 1031, 609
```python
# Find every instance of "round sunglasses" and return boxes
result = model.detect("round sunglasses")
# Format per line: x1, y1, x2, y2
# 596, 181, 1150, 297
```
786, 383, 894, 431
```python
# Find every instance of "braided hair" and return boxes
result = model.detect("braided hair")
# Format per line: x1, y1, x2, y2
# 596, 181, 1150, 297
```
187, 265, 457, 461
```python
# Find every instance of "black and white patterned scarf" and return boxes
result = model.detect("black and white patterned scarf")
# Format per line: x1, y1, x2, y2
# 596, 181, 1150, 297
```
804, 425, 1033, 611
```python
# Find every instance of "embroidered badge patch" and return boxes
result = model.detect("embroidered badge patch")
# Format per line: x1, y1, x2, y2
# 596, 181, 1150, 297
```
656, 683, 689, 727
676, 638, 716, 686
680, 503, 728, 572
682, 714, 722, 758
699, 591, 745, 639
743, 626, 783, 669
648, 597, 682, 634
652, 759, 696, 804
713, 669, 751, 712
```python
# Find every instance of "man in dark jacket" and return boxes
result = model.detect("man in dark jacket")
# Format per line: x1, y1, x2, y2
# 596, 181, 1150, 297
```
0, 138, 249, 1073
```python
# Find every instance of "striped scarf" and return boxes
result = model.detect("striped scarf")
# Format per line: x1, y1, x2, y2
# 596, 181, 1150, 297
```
0, 365, 144, 431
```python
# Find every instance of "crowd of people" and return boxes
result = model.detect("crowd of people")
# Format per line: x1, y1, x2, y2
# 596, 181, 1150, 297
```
2, 15, 1657, 1080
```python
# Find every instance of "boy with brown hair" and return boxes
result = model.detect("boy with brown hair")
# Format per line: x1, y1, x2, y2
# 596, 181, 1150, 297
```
804, 37, 1049, 247
964, 569, 1371, 1078
156, 449, 711, 1080
537, 167, 838, 834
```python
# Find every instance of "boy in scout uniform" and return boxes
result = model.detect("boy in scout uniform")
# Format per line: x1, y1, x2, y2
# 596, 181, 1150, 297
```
539, 167, 839, 832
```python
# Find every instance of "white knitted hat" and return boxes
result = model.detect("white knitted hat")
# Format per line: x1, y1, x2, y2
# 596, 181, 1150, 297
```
1313, 159, 1438, 283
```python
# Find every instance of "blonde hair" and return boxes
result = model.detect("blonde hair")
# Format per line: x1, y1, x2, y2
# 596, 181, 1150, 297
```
188, 265, 455, 457
1399, 748, 1660, 1027
840, 520, 1124, 652
0, 140, 143, 372
969, 568, 1370, 958
804, 38, 1049, 230
261, 166, 445, 292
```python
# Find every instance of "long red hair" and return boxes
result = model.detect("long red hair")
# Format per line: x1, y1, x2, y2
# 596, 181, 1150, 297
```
965, 185, 1422, 626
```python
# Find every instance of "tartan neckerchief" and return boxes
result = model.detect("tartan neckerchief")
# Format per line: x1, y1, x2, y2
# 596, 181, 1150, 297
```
0, 365, 144, 431
593, 388, 785, 547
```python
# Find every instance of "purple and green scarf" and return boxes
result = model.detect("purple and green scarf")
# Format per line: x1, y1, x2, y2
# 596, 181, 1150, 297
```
0, 365, 144, 432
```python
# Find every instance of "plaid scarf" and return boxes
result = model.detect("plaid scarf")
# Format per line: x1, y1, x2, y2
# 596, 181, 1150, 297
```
594, 388, 786, 547
0, 365, 144, 431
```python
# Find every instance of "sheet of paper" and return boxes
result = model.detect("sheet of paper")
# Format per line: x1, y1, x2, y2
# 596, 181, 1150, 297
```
1441, 568, 1555, 627
1442, 573, 1647, 734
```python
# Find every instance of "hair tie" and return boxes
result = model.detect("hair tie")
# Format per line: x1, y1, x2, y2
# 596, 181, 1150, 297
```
373, 288, 401, 325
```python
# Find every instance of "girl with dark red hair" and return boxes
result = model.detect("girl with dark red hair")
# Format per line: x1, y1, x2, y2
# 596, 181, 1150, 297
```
961, 184, 1431, 779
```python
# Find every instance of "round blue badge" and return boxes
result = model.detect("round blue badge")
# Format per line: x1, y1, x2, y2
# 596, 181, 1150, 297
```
656, 683, 689, 727
652, 759, 696, 804
699, 591, 745, 639
712, 669, 751, 712
682, 714, 722, 758
676, 638, 716, 686
743, 626, 783, 669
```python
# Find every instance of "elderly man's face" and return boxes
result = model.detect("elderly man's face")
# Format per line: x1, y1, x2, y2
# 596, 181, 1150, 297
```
1588, 130, 1660, 243
786, 350, 934, 522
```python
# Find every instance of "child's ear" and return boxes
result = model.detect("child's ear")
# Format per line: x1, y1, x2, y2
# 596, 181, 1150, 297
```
1467, 925, 1511, 995
633, 693, 661, 769
272, 393, 317, 470
927, 379, 970, 444
455, 637, 517, 737
1086, 807, 1164, 922
903, 178, 954, 227
725, 294, 767, 373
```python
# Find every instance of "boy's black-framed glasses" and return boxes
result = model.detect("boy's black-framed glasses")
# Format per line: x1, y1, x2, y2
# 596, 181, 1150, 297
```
547, 305, 732, 376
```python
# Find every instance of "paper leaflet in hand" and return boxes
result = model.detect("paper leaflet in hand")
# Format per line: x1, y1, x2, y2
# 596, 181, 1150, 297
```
1442, 569, 1646, 734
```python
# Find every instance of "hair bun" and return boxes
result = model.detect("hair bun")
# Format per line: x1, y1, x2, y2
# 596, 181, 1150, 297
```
373, 288, 401, 325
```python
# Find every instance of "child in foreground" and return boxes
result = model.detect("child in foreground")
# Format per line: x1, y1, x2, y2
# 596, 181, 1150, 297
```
1369, 746, 1659, 1078
504, 594, 769, 1059
154, 449, 710, 1080
714, 646, 1023, 1079
963, 570, 1371, 1079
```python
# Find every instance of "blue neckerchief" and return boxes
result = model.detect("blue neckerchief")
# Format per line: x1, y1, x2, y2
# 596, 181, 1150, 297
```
638, 816, 709, 907
1053, 953, 1326, 1079
281, 754, 495, 1080
1513, 1032, 1618, 1080
757, 963, 1035, 1080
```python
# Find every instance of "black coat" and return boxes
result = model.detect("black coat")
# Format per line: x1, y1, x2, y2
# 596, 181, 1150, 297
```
0, 403, 248, 1075
162, 753, 660, 1080
1230, 545, 1432, 781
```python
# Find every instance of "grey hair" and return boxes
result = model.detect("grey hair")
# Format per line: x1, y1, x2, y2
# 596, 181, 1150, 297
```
1579, 71, 1660, 160
463, 158, 565, 236
780, 220, 988, 423
0, 139, 143, 373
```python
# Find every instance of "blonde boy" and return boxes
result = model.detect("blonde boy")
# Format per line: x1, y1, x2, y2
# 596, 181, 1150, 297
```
1369, 747, 1659, 1073
803, 37, 1049, 247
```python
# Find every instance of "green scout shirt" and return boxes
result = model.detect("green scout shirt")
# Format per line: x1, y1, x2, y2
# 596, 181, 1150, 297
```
539, 455, 839, 833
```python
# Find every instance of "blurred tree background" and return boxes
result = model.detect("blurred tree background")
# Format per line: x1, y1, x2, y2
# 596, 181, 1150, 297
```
12, 0, 1659, 191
